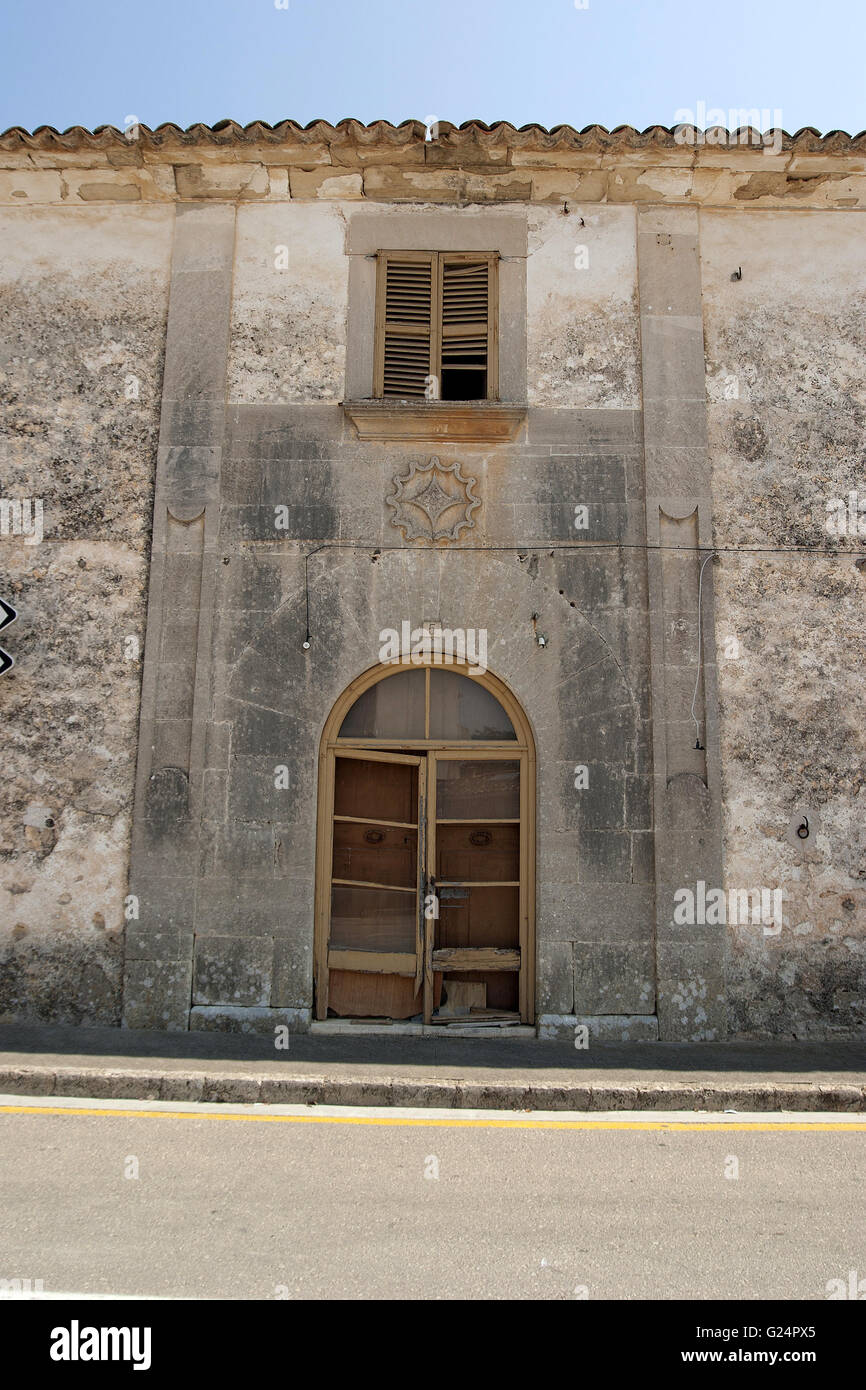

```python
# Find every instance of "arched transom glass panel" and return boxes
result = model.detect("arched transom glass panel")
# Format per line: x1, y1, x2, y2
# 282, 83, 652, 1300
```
338, 668, 517, 741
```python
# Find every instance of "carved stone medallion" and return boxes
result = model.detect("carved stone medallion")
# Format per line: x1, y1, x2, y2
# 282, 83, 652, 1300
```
386, 456, 480, 543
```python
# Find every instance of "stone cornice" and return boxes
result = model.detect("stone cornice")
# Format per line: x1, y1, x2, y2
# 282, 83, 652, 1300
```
1, 120, 864, 208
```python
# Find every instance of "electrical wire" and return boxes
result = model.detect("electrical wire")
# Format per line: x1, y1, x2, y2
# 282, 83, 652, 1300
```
294, 538, 862, 653
292, 539, 862, 558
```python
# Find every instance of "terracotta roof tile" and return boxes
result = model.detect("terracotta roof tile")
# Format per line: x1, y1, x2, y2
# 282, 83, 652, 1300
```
1, 119, 864, 154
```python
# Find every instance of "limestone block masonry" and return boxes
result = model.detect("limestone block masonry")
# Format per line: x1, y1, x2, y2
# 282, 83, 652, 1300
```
0, 120, 863, 1041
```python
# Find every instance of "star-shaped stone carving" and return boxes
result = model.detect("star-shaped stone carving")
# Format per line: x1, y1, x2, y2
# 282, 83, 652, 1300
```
412, 475, 457, 528
386, 456, 480, 543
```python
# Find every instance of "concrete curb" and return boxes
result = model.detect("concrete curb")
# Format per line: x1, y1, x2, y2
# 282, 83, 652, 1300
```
0, 1066, 864, 1112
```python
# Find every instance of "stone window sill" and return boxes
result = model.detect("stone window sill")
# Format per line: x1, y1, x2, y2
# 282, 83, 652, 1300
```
342, 399, 527, 444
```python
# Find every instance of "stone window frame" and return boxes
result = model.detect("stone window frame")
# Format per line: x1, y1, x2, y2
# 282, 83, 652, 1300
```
344, 210, 528, 404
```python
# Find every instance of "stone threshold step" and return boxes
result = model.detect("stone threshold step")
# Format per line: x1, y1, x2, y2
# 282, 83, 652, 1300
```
311, 1021, 536, 1038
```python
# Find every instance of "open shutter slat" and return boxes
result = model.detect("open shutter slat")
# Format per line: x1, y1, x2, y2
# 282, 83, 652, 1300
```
439, 259, 490, 398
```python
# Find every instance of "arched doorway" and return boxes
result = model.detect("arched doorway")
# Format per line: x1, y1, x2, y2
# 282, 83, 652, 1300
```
314, 662, 536, 1026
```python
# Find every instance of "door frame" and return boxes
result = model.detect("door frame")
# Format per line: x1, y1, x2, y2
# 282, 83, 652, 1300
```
314, 660, 536, 1023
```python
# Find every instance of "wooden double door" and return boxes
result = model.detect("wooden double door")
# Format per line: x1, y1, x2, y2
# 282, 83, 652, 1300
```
316, 747, 531, 1023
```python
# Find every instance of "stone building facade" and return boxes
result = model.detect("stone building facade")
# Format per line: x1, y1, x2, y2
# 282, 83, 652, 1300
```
0, 119, 863, 1041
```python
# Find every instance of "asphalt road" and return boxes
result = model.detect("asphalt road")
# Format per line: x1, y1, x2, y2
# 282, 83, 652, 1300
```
0, 1097, 863, 1300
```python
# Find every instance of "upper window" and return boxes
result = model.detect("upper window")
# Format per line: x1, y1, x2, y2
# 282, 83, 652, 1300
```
373, 251, 499, 402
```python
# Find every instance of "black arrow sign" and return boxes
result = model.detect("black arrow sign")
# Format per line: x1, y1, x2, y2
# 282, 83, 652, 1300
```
0, 596, 17, 674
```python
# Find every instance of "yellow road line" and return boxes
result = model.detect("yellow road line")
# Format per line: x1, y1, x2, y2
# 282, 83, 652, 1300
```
1, 1105, 864, 1132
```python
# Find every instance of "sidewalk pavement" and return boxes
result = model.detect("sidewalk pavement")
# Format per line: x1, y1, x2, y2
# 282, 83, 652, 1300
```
0, 1024, 864, 1111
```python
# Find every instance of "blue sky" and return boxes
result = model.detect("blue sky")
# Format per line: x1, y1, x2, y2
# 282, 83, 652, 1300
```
1, 0, 863, 136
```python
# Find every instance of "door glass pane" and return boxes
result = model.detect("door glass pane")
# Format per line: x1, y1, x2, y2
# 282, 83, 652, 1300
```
330, 885, 417, 952
338, 670, 425, 738
429, 671, 516, 740
436, 759, 520, 820
334, 758, 418, 823
333, 822, 417, 889
436, 823, 519, 882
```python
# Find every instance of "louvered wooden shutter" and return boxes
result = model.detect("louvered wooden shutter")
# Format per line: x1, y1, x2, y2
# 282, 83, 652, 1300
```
440, 257, 491, 392
374, 251, 498, 400
376, 254, 434, 398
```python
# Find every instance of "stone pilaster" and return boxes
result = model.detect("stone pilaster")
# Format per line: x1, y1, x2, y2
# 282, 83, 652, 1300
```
638, 207, 726, 1040
123, 204, 235, 1029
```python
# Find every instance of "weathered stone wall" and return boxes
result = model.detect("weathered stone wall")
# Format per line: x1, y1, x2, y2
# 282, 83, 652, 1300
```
178, 198, 655, 1036
0, 206, 173, 1023
195, 406, 652, 1034
227, 204, 348, 404
702, 210, 866, 1037
526, 206, 640, 409
1, 121, 863, 1040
